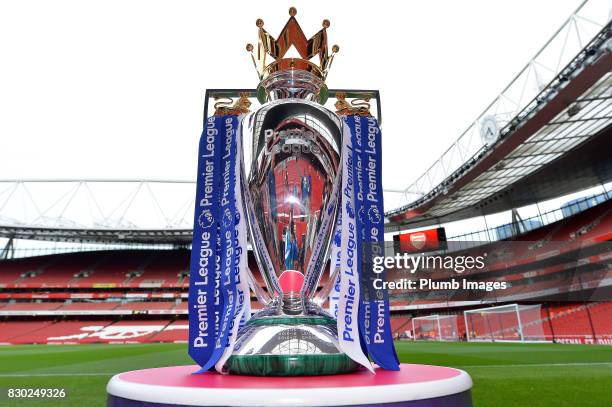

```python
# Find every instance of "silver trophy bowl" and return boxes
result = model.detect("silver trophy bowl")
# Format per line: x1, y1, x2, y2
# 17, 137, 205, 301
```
224, 70, 357, 376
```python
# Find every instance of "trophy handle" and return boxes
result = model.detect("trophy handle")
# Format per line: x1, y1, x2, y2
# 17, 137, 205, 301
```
312, 265, 338, 306
246, 266, 272, 305
301, 168, 341, 301
238, 121, 283, 298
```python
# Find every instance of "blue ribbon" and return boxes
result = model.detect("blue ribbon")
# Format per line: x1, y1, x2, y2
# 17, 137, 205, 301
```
347, 115, 370, 358
208, 115, 239, 368
188, 115, 240, 372
345, 115, 399, 371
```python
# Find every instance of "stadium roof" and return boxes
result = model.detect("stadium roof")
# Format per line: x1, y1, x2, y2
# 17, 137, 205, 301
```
0, 225, 192, 245
386, 15, 611, 231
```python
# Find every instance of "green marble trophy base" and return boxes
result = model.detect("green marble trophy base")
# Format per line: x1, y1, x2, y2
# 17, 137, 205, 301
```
225, 316, 359, 376
226, 353, 358, 376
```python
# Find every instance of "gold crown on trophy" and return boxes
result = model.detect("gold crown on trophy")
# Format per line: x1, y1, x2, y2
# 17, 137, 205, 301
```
246, 7, 339, 82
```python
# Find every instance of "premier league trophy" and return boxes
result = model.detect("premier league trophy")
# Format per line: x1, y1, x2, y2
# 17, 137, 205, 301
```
224, 10, 350, 376
187, 7, 398, 377
107, 8, 474, 406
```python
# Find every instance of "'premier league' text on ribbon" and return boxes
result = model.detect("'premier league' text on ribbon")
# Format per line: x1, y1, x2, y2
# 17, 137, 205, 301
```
189, 115, 249, 373
336, 116, 399, 372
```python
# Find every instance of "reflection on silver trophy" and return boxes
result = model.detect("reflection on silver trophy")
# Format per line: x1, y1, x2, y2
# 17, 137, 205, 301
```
223, 7, 356, 376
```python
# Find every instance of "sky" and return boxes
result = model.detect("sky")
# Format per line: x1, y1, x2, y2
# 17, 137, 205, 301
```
0, 0, 589, 187
1, 0, 610, 244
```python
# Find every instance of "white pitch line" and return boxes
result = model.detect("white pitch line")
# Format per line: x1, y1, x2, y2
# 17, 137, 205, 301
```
0, 373, 116, 377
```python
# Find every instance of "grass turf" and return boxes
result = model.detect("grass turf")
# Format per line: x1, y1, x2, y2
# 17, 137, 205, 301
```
0, 341, 610, 406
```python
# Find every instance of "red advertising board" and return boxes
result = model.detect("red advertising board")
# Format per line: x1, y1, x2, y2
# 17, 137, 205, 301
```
394, 227, 446, 253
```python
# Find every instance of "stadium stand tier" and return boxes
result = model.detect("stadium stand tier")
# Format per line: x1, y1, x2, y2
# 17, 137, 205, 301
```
390, 302, 611, 344
0, 198, 610, 345
389, 198, 612, 308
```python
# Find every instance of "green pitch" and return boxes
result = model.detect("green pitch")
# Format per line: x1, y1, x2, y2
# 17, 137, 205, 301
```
0, 341, 610, 406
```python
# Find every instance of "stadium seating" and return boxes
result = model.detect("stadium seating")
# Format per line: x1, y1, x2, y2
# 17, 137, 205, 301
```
554, 201, 611, 242
128, 251, 189, 288
26, 320, 116, 344
173, 301, 188, 311
389, 199, 612, 309
0, 257, 49, 287
0, 198, 610, 345
450, 303, 610, 344
545, 302, 611, 343
0, 321, 55, 343
60, 302, 121, 311
74, 251, 150, 288
0, 319, 187, 344
390, 316, 412, 338
23, 252, 97, 288
589, 302, 612, 338
102, 320, 173, 343
114, 301, 176, 311
3, 198, 605, 294
0, 250, 190, 289
145, 319, 188, 343
1, 302, 63, 311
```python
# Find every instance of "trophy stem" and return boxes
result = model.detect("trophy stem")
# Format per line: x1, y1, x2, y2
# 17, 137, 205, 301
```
282, 294, 303, 315
260, 70, 324, 102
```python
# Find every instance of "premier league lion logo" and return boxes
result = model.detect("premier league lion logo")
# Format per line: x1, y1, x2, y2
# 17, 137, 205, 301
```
223, 208, 233, 228
346, 201, 355, 219
198, 209, 214, 229
334, 228, 341, 247
358, 207, 365, 223
368, 206, 381, 224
